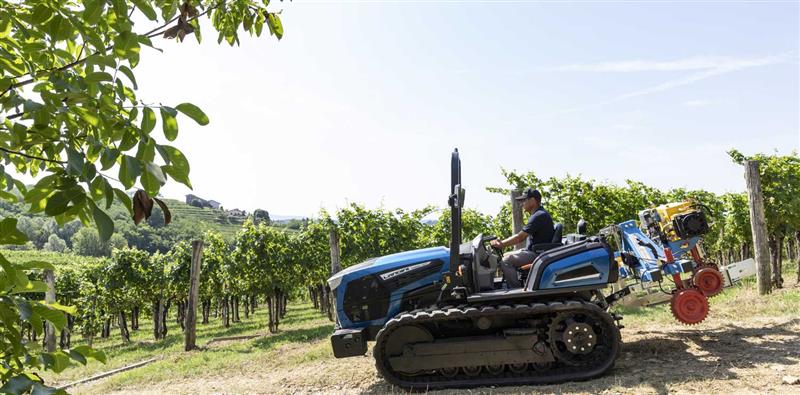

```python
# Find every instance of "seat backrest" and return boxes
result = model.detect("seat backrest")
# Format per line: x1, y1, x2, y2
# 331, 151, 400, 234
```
552, 223, 563, 243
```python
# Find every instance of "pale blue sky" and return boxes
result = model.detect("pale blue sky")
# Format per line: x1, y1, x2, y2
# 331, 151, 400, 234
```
133, 0, 799, 217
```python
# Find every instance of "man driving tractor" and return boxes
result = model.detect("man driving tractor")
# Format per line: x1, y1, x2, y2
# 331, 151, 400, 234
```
490, 187, 555, 288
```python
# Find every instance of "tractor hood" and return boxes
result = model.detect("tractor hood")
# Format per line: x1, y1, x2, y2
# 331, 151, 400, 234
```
327, 246, 450, 291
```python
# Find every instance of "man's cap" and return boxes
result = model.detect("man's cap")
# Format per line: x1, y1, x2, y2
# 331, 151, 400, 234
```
515, 187, 542, 201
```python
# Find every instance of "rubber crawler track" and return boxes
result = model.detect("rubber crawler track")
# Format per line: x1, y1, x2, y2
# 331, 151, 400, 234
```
373, 300, 621, 390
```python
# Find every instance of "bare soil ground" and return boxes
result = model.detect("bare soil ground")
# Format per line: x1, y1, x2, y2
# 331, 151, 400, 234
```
72, 286, 800, 395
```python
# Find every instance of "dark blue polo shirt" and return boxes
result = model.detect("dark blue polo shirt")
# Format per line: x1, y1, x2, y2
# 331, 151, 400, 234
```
523, 206, 555, 250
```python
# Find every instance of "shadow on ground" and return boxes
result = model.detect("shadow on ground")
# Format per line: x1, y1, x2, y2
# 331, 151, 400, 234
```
361, 319, 800, 394
251, 323, 333, 351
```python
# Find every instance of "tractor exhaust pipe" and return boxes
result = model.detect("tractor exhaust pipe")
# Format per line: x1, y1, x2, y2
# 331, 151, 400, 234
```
449, 149, 463, 272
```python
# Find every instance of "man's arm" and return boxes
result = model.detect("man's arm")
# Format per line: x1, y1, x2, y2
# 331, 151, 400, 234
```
490, 231, 527, 249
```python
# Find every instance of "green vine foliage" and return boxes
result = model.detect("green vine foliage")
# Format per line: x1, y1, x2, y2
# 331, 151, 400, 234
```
0, 220, 103, 394
488, 169, 770, 259
418, 208, 493, 247
728, 150, 800, 238
0, 0, 285, 391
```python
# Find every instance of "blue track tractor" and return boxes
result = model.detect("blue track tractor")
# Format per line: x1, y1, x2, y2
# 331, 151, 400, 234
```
328, 149, 723, 389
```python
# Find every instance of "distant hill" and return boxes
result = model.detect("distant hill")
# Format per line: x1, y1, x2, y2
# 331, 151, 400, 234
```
271, 214, 312, 221
160, 198, 246, 239
160, 199, 305, 237
0, 192, 289, 245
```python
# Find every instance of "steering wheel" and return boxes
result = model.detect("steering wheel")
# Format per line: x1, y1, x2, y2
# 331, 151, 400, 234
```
481, 235, 504, 260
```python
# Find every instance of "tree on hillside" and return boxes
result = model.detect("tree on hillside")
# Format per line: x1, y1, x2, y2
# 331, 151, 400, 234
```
72, 226, 127, 257
15, 216, 56, 248
253, 209, 271, 225
0, 0, 286, 390
43, 233, 67, 253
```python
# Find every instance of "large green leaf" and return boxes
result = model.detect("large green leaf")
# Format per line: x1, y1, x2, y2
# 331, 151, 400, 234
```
32, 303, 67, 331
73, 106, 99, 126
39, 351, 72, 373
66, 147, 83, 176
84, 71, 113, 83
18, 261, 55, 271
141, 107, 156, 134
11, 280, 48, 295
119, 155, 141, 189
83, 0, 105, 24
100, 149, 120, 170
162, 166, 192, 189
141, 163, 166, 196
0, 218, 27, 245
46, 302, 78, 316
15, 299, 32, 320
0, 375, 34, 395
132, 0, 158, 21
0, 189, 18, 202
157, 145, 191, 188
113, 31, 140, 60
114, 188, 134, 216
44, 188, 84, 217
160, 107, 179, 141
68, 350, 87, 366
175, 103, 209, 126
72, 345, 107, 364
30, 5, 53, 24
90, 201, 114, 242
267, 13, 284, 40
44, 191, 70, 216
31, 382, 65, 395
118, 65, 138, 89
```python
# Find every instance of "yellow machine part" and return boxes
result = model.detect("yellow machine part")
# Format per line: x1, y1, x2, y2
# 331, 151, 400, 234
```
656, 201, 695, 222
655, 201, 697, 241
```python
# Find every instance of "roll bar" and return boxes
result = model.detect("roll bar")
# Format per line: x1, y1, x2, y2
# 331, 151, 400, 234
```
448, 149, 463, 272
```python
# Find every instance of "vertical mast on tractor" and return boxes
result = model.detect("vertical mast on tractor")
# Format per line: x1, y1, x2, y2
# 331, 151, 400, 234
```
448, 149, 464, 275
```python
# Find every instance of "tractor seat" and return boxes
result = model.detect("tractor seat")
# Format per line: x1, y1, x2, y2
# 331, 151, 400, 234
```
518, 223, 563, 279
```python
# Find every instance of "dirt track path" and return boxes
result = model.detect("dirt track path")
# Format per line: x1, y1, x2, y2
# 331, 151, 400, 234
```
82, 315, 800, 395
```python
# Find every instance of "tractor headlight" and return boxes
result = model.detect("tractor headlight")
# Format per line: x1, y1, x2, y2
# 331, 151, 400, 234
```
328, 273, 344, 291
331, 290, 340, 327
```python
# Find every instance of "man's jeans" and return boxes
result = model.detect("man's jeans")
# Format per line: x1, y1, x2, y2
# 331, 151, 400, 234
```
501, 249, 538, 288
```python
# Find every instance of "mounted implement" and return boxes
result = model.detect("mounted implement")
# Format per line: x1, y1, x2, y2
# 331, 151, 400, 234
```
328, 149, 752, 389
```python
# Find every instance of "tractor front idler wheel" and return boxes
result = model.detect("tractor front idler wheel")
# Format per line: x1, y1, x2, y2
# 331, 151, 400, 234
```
670, 288, 709, 325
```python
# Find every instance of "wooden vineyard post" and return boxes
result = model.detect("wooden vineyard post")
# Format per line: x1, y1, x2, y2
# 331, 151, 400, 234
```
185, 240, 203, 351
511, 190, 525, 249
330, 228, 342, 275
44, 269, 56, 352
328, 228, 341, 321
744, 160, 772, 295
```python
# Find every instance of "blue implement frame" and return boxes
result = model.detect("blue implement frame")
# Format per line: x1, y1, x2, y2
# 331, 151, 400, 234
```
616, 220, 699, 282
